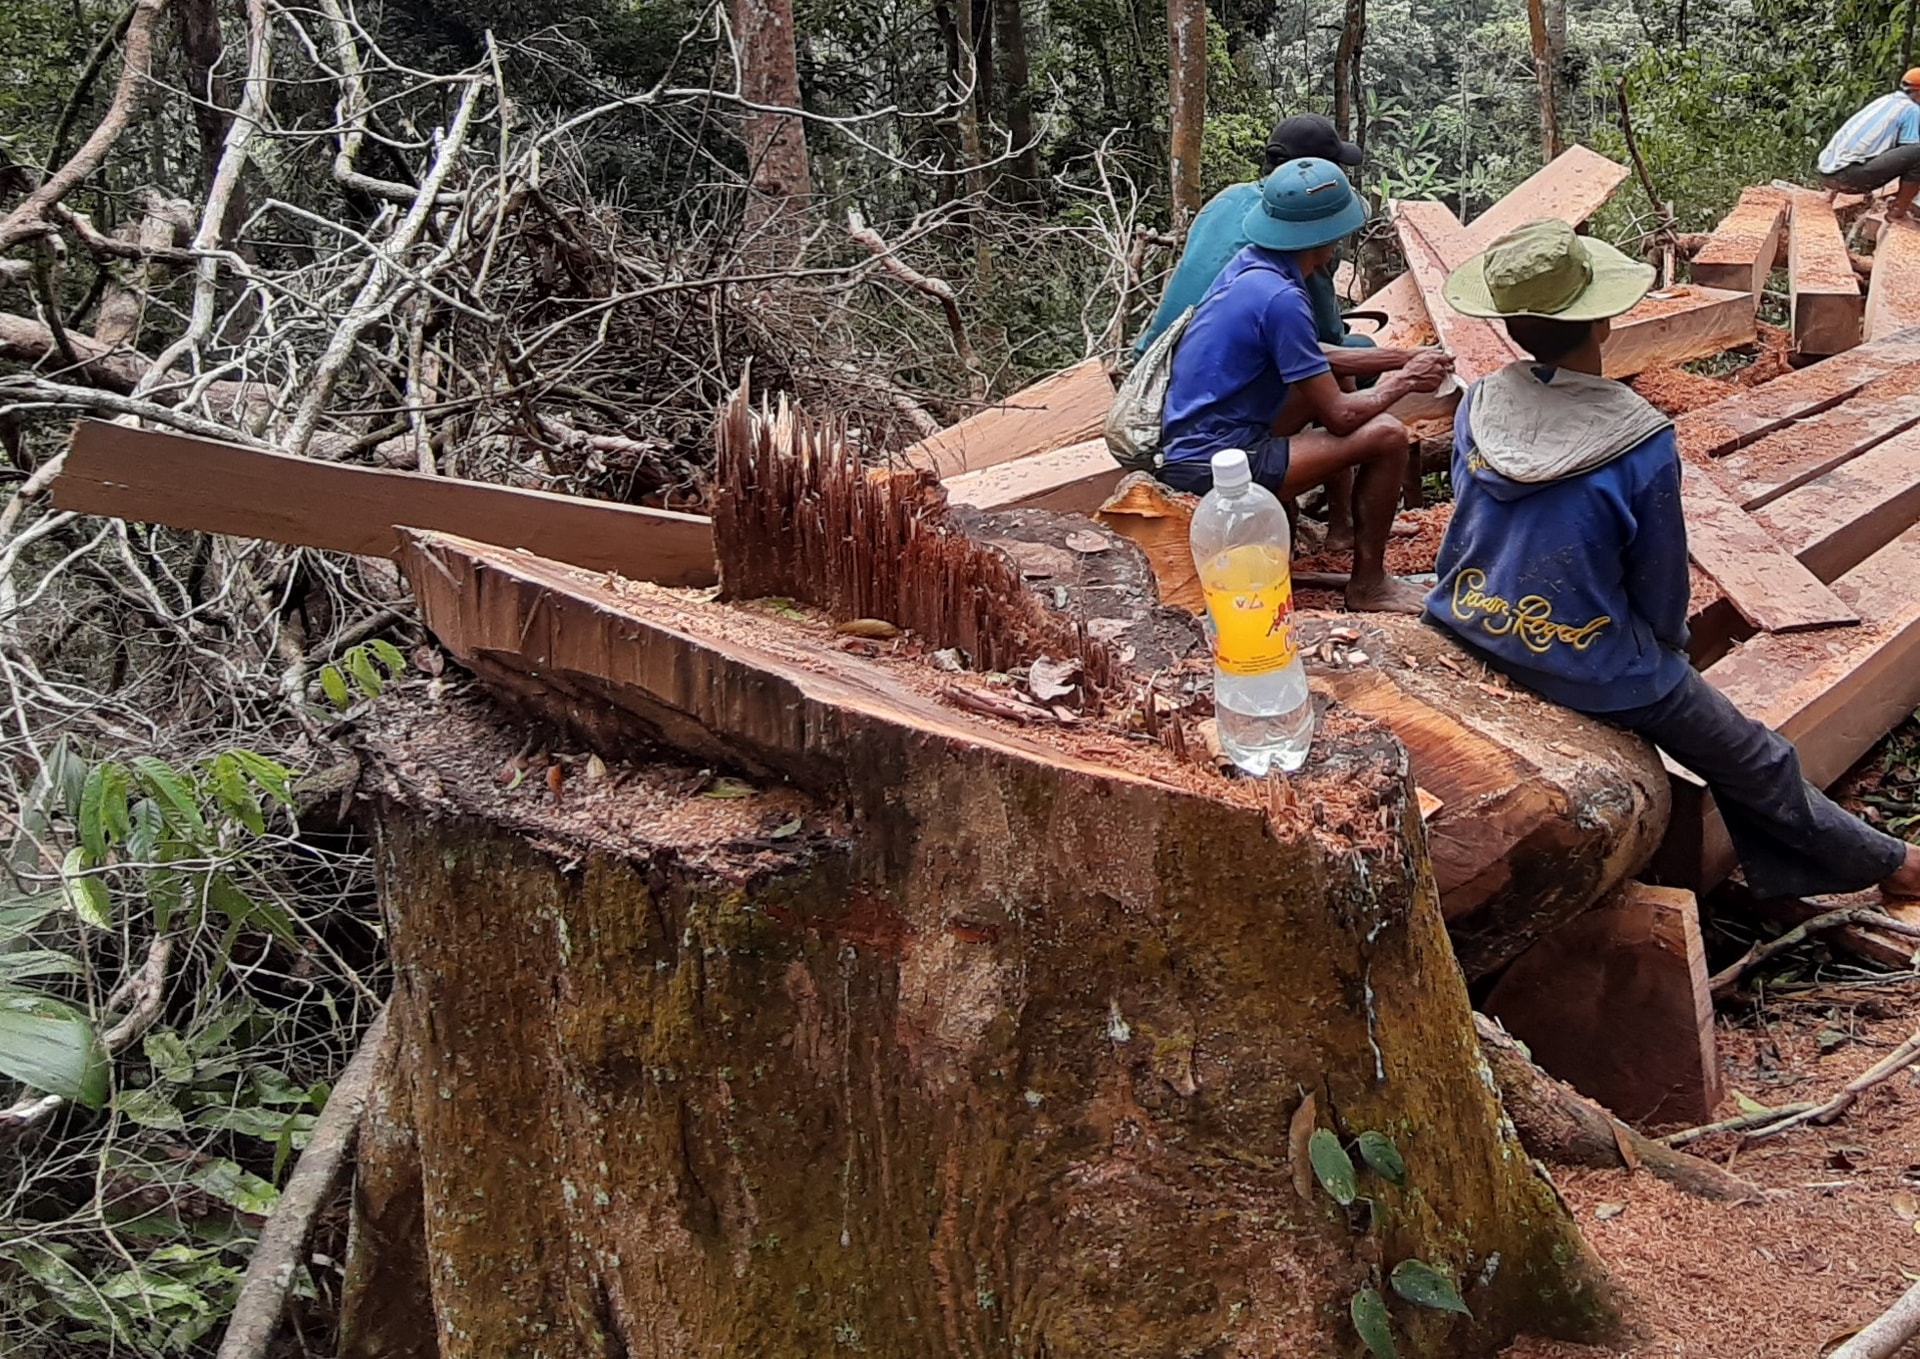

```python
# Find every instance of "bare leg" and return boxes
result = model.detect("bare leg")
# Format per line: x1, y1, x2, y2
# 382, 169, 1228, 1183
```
1283, 419, 1424, 613
1890, 179, 1920, 221
1884, 842, 1920, 897
1322, 467, 1355, 554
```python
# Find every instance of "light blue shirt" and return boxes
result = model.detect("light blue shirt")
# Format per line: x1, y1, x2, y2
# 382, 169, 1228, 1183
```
1819, 92, 1920, 174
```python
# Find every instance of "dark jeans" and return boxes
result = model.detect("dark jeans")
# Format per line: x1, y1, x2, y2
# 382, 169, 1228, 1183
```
1610, 668, 1907, 899
1823, 141, 1920, 191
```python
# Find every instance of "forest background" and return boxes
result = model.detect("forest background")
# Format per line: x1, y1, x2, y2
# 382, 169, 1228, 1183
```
0, 0, 1911, 1350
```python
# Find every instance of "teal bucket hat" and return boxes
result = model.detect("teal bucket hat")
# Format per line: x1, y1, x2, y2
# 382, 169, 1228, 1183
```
1242, 158, 1369, 252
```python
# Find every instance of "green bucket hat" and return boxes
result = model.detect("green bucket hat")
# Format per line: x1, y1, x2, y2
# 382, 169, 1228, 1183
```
1443, 219, 1654, 322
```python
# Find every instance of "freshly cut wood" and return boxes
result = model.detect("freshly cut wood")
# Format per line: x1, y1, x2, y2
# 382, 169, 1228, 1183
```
1598, 285, 1756, 379
1680, 463, 1858, 634
1788, 188, 1865, 356
1474, 1015, 1759, 1201
1093, 473, 1203, 613
901, 357, 1112, 477
1304, 615, 1670, 980
1675, 335, 1920, 459
1482, 883, 1720, 1126
942, 438, 1120, 512
51, 420, 718, 586
1668, 521, 1920, 888
1365, 145, 1631, 347
1714, 395, 1920, 509
1689, 186, 1788, 302
368, 530, 1615, 1356
1865, 219, 1920, 341
1392, 200, 1527, 384
1753, 423, 1920, 583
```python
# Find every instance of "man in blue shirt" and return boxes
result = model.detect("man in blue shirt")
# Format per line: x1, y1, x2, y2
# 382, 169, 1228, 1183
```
1818, 70, 1920, 222
1427, 218, 1920, 900
1158, 159, 1452, 614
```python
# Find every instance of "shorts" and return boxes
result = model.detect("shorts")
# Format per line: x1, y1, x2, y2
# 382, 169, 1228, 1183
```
1156, 437, 1290, 496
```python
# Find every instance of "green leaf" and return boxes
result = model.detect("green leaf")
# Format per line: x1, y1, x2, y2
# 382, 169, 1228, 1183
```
189, 1158, 280, 1216
1308, 1127, 1358, 1205
212, 755, 265, 836
368, 639, 407, 677
207, 873, 298, 946
131, 757, 208, 840
0, 900, 54, 944
1351, 1287, 1398, 1359
345, 646, 383, 698
703, 777, 755, 800
228, 750, 293, 806
1358, 1130, 1408, 1185
79, 761, 110, 860
769, 817, 803, 839
125, 798, 164, 861
1390, 1259, 1473, 1317
0, 948, 82, 983
115, 1086, 188, 1132
144, 1028, 196, 1084
0, 986, 109, 1107
59, 847, 111, 929
1732, 1089, 1772, 1117
320, 665, 351, 709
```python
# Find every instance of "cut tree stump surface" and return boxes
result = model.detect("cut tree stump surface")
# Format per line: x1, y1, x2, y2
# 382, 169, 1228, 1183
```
1789, 189, 1866, 356
1392, 201, 1527, 384
1865, 218, 1920, 342
1690, 186, 1789, 301
1599, 285, 1757, 379
1481, 882, 1721, 1127
370, 536, 1614, 1358
902, 358, 1113, 477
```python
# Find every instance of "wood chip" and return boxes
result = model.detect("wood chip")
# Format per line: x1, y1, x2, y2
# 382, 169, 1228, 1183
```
835, 617, 902, 639
1065, 530, 1112, 554
1288, 1092, 1318, 1202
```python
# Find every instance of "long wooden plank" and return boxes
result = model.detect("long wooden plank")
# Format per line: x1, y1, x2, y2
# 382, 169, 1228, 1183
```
1674, 335, 1920, 460
1679, 463, 1859, 634
1673, 521, 1920, 887
1366, 146, 1631, 347
901, 358, 1112, 478
52, 420, 719, 587
1788, 189, 1865, 356
1716, 396, 1920, 509
1865, 219, 1920, 342
1689, 186, 1788, 303
1598, 285, 1757, 379
1753, 423, 1920, 583
941, 438, 1120, 513
1391, 201, 1527, 384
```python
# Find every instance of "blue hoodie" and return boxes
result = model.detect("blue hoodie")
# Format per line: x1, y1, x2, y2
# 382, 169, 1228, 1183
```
1423, 363, 1692, 714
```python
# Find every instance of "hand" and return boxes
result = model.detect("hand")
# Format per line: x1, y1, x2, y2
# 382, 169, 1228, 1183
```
1399, 348, 1454, 393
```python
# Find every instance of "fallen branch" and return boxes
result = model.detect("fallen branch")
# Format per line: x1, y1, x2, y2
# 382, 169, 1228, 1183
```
1708, 907, 1920, 999
216, 1004, 393, 1359
1745, 1028, 1920, 1140
847, 209, 986, 398
1831, 1278, 1920, 1359
1474, 1013, 1763, 1201
1657, 1101, 1819, 1148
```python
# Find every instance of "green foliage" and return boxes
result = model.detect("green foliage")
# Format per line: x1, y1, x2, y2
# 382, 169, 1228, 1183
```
1357, 1130, 1408, 1185
1307, 1126, 1359, 1204
1350, 1286, 1398, 1358
1389, 1258, 1474, 1316
318, 640, 408, 711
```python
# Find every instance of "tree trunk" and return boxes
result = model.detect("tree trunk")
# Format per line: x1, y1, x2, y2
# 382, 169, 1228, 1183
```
1333, 0, 1366, 146
951, 0, 990, 273
349, 515, 1616, 1357
1525, 0, 1562, 163
993, 0, 1041, 197
731, 0, 811, 243
1166, 0, 1207, 224
174, 0, 233, 197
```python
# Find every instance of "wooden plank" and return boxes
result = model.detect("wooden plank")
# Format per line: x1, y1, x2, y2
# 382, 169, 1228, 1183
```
1483, 882, 1720, 1126
1715, 394, 1920, 509
1753, 423, 1920, 584
1788, 189, 1865, 356
1391, 201, 1527, 385
1865, 219, 1920, 342
941, 438, 1119, 513
1689, 186, 1788, 302
1092, 474, 1204, 613
1680, 464, 1859, 634
901, 359, 1112, 478
1365, 145, 1631, 346
1674, 335, 1920, 460
50, 420, 719, 587
1673, 521, 1920, 887
1599, 285, 1757, 379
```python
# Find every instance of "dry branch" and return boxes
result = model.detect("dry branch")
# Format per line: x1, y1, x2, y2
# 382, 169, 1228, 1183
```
1831, 1279, 1920, 1359
1745, 1028, 1920, 1139
1708, 907, 1920, 998
846, 209, 985, 397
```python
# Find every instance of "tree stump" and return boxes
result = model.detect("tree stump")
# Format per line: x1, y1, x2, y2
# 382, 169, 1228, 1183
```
341, 530, 1614, 1358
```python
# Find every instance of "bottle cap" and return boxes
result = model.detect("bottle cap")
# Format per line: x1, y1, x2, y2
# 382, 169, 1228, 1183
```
1211, 449, 1252, 489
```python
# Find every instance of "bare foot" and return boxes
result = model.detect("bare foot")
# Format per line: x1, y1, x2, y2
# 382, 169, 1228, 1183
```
1324, 526, 1356, 555
1881, 843, 1920, 899
1344, 575, 1428, 615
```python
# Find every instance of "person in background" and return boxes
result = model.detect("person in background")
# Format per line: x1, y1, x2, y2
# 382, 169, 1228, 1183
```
1818, 71, 1920, 222
1426, 218, 1920, 900
1156, 159, 1451, 614
1137, 114, 1441, 551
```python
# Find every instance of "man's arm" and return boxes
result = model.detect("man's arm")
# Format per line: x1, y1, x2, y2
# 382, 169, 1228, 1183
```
1322, 344, 1429, 379
1622, 433, 1691, 650
1284, 354, 1453, 436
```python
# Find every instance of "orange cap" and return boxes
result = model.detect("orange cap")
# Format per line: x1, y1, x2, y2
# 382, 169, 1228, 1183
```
1904, 67, 1920, 88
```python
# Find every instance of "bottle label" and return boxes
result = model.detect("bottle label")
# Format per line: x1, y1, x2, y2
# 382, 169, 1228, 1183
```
1204, 578, 1298, 676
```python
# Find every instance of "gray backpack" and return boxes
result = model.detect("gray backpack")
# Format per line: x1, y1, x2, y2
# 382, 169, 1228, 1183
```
1103, 306, 1193, 474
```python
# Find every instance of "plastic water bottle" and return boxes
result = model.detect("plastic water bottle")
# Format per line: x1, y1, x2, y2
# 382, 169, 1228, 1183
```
1191, 449, 1314, 775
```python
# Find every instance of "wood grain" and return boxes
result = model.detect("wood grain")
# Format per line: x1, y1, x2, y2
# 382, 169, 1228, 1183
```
1674, 336, 1920, 458
1865, 218, 1920, 342
1714, 396, 1920, 509
942, 438, 1120, 512
1679, 463, 1859, 634
1391, 201, 1528, 384
1789, 189, 1865, 356
51, 420, 719, 586
1690, 186, 1788, 302
901, 358, 1113, 478
1599, 286, 1757, 379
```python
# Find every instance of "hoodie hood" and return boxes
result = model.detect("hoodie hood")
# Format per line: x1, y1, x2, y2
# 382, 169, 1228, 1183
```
1465, 362, 1672, 497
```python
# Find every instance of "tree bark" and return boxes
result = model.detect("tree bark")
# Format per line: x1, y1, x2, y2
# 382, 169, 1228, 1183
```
1167, 0, 1208, 224
346, 516, 1618, 1357
1526, 0, 1562, 162
1333, 0, 1366, 146
175, 0, 234, 197
993, 0, 1041, 196
952, 0, 990, 272
731, 0, 812, 243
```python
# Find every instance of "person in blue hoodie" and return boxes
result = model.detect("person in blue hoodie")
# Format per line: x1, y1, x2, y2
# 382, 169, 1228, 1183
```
1427, 218, 1920, 900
